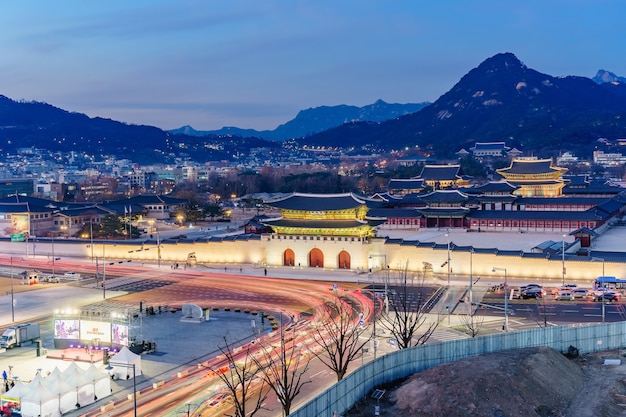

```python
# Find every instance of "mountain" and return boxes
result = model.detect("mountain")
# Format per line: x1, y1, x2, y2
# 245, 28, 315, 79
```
0, 95, 279, 163
593, 69, 626, 85
169, 99, 430, 141
303, 53, 626, 158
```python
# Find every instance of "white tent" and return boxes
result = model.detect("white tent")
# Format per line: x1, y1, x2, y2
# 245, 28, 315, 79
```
0, 380, 28, 415
62, 362, 94, 408
45, 367, 78, 414
109, 346, 142, 380
84, 363, 111, 402
20, 374, 60, 417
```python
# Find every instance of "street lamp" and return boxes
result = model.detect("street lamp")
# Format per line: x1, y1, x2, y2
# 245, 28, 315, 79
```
445, 232, 451, 285
369, 254, 389, 314
9, 257, 15, 322
562, 235, 566, 286
105, 361, 137, 417
592, 257, 606, 323
469, 249, 474, 310
492, 267, 508, 332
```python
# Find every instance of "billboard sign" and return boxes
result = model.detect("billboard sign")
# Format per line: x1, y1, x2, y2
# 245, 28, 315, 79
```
54, 319, 80, 339
80, 320, 111, 343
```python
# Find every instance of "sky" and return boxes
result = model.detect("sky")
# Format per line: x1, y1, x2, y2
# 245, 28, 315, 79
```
1, 1, 625, 132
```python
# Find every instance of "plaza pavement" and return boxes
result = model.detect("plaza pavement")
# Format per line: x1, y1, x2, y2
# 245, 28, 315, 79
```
0, 224, 624, 415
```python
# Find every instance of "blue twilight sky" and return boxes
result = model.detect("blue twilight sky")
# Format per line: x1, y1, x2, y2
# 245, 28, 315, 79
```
1, 1, 625, 131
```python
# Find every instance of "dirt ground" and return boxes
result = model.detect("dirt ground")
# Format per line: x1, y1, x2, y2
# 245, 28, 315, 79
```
345, 346, 626, 417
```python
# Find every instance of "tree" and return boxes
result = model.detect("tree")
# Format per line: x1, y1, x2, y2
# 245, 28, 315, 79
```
203, 203, 224, 220
210, 337, 269, 417
458, 298, 485, 337
311, 295, 370, 381
253, 315, 311, 416
379, 262, 438, 349
98, 214, 125, 238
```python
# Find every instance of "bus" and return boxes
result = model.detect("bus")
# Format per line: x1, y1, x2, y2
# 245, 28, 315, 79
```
593, 276, 626, 290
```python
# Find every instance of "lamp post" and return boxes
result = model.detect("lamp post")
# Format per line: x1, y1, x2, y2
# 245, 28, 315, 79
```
562, 235, 566, 286
90, 218, 94, 262
369, 254, 388, 314
592, 257, 606, 323
469, 249, 474, 310
96, 244, 107, 299
492, 267, 508, 332
105, 362, 137, 417
445, 232, 451, 285
9, 257, 15, 322
370, 272, 377, 360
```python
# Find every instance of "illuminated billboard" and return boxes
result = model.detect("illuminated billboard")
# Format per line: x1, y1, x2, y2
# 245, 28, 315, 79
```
80, 320, 111, 343
54, 319, 80, 339
111, 322, 129, 346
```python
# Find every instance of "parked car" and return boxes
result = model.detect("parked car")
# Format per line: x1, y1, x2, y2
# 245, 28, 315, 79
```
551, 285, 576, 295
520, 284, 542, 291
555, 291, 574, 301
572, 288, 590, 299
593, 291, 621, 302
521, 288, 545, 299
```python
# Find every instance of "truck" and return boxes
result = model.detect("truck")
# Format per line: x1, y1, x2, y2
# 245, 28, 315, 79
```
0, 323, 40, 349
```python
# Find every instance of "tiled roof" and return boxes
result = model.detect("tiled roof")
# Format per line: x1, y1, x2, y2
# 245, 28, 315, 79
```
265, 193, 368, 211
122, 194, 186, 205
497, 159, 566, 175
470, 142, 508, 151
471, 181, 518, 193
418, 207, 470, 217
467, 210, 607, 220
261, 218, 371, 229
419, 165, 461, 181
387, 178, 424, 189
419, 190, 469, 203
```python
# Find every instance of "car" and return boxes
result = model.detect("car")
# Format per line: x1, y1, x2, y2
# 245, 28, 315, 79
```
593, 292, 621, 302
521, 288, 545, 299
555, 291, 574, 301
520, 284, 542, 291
572, 288, 589, 298
63, 271, 80, 278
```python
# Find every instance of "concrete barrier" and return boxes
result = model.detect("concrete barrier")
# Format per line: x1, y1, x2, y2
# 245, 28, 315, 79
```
100, 402, 115, 412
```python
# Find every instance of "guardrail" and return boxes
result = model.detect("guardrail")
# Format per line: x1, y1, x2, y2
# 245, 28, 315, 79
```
290, 322, 626, 417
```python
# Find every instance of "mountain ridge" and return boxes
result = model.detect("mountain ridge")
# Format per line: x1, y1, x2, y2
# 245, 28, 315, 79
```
301, 53, 626, 158
1, 52, 626, 162
169, 99, 430, 141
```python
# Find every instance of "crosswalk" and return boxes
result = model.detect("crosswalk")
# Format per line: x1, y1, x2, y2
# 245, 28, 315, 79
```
429, 327, 470, 342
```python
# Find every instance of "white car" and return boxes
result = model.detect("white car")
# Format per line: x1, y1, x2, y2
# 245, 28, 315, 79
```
63, 272, 81, 279
555, 291, 574, 301
571, 288, 589, 298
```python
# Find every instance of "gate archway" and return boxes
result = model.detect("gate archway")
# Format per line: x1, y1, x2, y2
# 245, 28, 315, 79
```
338, 250, 351, 269
308, 248, 324, 268
283, 249, 295, 266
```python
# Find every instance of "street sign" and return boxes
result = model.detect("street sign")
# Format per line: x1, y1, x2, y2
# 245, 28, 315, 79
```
10, 233, 25, 242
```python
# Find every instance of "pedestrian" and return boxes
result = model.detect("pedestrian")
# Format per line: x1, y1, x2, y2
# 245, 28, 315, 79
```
264, 268, 267, 276
2, 370, 6, 381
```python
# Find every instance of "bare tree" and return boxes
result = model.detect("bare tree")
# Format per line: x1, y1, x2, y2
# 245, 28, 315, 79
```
210, 336, 269, 417
458, 298, 485, 337
379, 262, 438, 349
311, 296, 371, 381
253, 315, 311, 416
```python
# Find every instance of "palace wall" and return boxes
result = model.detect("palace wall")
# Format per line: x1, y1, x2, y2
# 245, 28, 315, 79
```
2, 237, 624, 283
